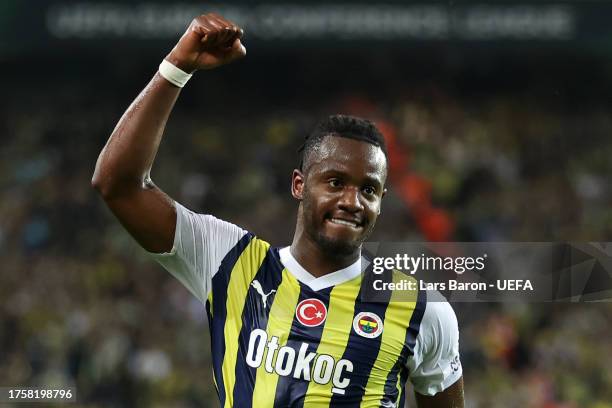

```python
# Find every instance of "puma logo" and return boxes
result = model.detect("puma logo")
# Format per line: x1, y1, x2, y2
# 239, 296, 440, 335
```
251, 280, 276, 309
380, 400, 397, 408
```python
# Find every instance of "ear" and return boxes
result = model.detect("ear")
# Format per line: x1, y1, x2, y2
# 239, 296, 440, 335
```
291, 169, 305, 200
378, 188, 387, 215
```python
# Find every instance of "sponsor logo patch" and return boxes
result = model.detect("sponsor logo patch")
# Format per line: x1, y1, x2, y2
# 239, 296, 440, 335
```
245, 329, 353, 395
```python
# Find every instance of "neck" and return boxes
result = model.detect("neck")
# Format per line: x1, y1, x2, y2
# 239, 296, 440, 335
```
290, 224, 361, 278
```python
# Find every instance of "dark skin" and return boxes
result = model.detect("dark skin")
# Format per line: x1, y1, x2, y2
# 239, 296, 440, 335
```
91, 13, 246, 253
290, 136, 387, 277
92, 12, 464, 407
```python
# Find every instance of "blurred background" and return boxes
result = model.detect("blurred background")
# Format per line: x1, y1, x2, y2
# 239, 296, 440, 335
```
1, 1, 612, 407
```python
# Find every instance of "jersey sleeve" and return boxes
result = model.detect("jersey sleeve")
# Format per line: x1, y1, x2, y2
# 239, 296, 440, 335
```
147, 202, 248, 303
406, 293, 463, 396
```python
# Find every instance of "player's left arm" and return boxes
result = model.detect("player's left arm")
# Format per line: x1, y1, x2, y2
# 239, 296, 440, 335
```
407, 297, 465, 407
415, 376, 464, 408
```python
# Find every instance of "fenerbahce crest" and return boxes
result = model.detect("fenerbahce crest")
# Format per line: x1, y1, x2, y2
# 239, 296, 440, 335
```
353, 312, 383, 338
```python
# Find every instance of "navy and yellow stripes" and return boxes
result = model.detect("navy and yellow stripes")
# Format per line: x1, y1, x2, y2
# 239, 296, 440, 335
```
327, 269, 393, 407
221, 237, 271, 408
206, 232, 254, 403
232, 248, 286, 408
367, 271, 423, 407
207, 243, 427, 408
386, 281, 427, 407
302, 274, 363, 407
251, 266, 302, 405
274, 283, 334, 407
206, 233, 270, 407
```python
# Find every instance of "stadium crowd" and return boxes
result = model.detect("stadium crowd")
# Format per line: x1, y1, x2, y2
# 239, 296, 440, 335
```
1, 50, 611, 407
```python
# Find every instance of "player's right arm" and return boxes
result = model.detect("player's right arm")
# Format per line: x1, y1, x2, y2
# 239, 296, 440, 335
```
91, 13, 246, 253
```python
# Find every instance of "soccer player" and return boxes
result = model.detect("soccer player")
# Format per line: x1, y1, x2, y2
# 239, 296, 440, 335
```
92, 13, 464, 408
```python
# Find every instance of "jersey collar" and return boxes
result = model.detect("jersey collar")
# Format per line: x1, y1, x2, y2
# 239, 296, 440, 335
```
279, 246, 369, 291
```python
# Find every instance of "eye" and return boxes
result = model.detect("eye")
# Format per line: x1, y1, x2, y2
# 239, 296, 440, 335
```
329, 178, 343, 188
363, 186, 376, 196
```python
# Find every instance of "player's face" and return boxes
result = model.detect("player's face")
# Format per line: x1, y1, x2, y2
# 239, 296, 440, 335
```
293, 136, 387, 256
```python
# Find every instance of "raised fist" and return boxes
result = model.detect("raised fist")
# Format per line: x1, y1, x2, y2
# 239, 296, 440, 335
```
165, 13, 246, 73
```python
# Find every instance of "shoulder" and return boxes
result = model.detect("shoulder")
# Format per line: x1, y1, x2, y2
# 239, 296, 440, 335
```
174, 202, 254, 245
176, 202, 245, 233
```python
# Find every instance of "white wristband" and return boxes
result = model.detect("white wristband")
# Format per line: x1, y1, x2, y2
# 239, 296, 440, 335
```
159, 59, 193, 88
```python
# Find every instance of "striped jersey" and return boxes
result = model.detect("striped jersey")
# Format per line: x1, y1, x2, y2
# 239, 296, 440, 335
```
150, 203, 462, 407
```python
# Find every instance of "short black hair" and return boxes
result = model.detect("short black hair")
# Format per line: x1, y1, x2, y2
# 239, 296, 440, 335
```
299, 114, 388, 171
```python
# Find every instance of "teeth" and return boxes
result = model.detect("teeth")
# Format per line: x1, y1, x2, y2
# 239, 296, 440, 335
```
330, 218, 358, 227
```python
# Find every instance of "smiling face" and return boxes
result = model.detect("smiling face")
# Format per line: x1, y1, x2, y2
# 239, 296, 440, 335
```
292, 135, 387, 257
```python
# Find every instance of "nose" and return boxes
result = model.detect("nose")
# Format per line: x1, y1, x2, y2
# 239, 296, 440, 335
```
338, 187, 364, 213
